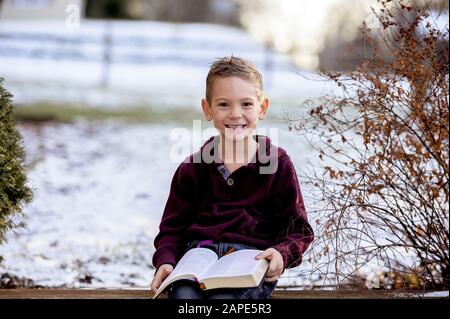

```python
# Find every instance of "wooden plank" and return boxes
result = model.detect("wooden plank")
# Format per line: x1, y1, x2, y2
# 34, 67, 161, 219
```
0, 289, 442, 299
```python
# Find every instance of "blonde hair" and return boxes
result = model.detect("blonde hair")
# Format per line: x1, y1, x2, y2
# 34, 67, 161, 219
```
205, 56, 264, 103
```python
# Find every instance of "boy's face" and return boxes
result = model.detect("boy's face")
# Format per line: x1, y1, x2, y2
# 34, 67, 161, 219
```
201, 76, 269, 141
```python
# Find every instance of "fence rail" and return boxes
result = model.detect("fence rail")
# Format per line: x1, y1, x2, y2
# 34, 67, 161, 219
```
0, 20, 297, 92
0, 21, 294, 69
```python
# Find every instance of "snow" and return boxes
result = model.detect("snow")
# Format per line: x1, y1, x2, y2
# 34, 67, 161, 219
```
423, 291, 449, 298
1, 121, 173, 287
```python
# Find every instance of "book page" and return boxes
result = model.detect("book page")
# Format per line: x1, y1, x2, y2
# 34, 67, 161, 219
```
153, 248, 218, 298
199, 249, 266, 280
169, 247, 218, 278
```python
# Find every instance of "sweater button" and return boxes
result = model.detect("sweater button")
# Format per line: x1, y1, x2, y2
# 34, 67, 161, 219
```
227, 178, 234, 186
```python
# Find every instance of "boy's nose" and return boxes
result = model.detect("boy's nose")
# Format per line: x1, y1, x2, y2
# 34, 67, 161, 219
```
228, 105, 242, 118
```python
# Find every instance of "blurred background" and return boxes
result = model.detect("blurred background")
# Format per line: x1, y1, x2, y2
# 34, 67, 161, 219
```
0, 0, 447, 289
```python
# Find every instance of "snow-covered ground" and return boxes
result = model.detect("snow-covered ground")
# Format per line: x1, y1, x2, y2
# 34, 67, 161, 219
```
422, 291, 449, 298
0, 119, 318, 288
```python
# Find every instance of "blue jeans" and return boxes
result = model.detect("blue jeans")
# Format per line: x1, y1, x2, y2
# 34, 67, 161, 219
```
168, 241, 277, 299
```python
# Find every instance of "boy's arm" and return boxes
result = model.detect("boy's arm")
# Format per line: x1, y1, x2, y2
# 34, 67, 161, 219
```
152, 163, 196, 270
270, 155, 314, 270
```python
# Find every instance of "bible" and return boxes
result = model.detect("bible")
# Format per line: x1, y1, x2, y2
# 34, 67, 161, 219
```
152, 248, 269, 299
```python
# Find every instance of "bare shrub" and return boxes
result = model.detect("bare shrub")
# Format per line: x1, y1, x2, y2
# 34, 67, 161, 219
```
291, 0, 449, 289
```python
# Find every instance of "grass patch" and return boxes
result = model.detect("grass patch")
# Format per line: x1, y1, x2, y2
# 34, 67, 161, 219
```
13, 102, 204, 124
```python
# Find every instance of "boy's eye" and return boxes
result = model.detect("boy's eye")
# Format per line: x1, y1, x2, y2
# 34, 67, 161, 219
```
242, 102, 254, 107
218, 103, 228, 107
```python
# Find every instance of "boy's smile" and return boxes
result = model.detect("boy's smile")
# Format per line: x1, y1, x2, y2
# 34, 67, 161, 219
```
201, 76, 269, 142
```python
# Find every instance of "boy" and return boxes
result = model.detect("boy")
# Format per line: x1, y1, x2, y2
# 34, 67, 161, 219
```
151, 56, 314, 299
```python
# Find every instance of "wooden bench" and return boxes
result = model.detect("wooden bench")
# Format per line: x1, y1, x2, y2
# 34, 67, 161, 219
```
0, 289, 443, 299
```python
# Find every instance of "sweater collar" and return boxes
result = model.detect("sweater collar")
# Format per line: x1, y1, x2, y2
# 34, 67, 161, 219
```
199, 135, 283, 171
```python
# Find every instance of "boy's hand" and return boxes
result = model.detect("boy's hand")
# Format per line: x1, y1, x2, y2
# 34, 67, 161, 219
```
255, 248, 284, 282
150, 264, 174, 293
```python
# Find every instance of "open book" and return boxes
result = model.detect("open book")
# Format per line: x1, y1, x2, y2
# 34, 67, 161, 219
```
153, 248, 269, 299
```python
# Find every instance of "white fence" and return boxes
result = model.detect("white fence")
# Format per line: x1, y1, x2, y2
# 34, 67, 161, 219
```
0, 20, 327, 108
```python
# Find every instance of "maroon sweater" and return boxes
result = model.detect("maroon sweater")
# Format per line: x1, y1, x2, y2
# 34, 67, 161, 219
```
152, 135, 314, 271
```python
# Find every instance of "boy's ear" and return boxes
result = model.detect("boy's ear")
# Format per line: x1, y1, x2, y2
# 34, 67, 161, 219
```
201, 98, 213, 121
258, 98, 269, 120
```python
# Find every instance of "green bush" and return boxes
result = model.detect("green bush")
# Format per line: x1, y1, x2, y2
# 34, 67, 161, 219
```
0, 78, 32, 259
